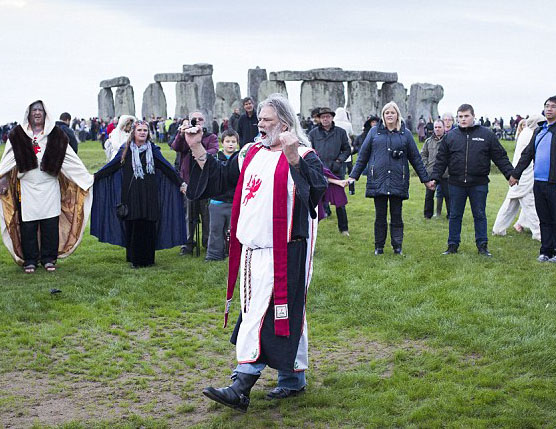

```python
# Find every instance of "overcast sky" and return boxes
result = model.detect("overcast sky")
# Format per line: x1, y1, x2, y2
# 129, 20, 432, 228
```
1, 0, 553, 125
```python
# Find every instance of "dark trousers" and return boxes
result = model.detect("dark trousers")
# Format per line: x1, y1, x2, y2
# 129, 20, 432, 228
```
448, 184, 488, 246
533, 181, 556, 256
125, 219, 156, 266
206, 202, 232, 260
186, 197, 210, 248
373, 195, 403, 249
336, 206, 349, 232
20, 216, 59, 266
424, 188, 436, 218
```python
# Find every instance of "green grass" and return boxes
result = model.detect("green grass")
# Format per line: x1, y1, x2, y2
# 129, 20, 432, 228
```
1, 140, 555, 428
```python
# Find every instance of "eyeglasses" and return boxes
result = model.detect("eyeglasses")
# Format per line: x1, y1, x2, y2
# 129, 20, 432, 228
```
191, 117, 204, 122
544, 103, 556, 109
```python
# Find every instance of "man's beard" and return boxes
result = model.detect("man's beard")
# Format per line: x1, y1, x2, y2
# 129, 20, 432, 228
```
261, 124, 282, 148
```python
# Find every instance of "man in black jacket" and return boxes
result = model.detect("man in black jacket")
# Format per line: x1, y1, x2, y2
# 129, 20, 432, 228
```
237, 97, 258, 148
510, 96, 556, 262
432, 104, 514, 256
55, 112, 78, 154
308, 107, 351, 235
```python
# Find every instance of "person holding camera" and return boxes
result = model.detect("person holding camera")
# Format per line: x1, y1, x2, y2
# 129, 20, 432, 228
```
349, 101, 434, 255
91, 120, 187, 268
171, 111, 219, 255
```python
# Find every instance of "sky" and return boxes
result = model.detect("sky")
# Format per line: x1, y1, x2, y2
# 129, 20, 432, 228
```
0, 0, 553, 125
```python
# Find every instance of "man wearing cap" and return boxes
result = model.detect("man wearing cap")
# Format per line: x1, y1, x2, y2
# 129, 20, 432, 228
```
308, 107, 351, 235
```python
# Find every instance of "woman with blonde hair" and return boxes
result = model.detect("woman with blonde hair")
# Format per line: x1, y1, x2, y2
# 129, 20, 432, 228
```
492, 114, 544, 241
349, 102, 434, 255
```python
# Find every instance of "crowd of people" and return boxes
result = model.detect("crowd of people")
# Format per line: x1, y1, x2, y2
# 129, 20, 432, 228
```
1, 93, 555, 413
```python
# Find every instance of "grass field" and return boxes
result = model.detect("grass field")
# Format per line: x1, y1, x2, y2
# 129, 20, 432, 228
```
0, 139, 555, 428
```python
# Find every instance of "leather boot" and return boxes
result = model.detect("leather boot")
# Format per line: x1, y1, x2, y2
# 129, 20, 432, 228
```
390, 222, 404, 251
203, 372, 260, 413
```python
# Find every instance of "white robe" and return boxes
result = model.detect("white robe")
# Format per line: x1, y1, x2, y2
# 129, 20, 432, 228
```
234, 145, 317, 369
492, 126, 540, 240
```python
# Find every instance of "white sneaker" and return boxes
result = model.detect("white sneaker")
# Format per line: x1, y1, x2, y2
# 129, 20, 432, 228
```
341, 231, 350, 237
538, 254, 550, 262
548, 255, 556, 263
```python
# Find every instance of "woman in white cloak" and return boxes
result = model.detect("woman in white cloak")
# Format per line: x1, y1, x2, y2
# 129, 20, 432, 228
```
104, 115, 136, 161
492, 115, 544, 241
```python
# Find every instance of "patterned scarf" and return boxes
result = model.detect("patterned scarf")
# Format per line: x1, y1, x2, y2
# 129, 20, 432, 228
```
130, 141, 154, 179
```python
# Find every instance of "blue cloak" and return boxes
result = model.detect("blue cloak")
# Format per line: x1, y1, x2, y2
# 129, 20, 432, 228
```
90, 143, 186, 249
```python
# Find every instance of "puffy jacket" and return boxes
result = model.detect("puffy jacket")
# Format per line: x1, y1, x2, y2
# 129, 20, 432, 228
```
431, 124, 513, 186
308, 123, 351, 176
350, 121, 429, 200
513, 121, 556, 183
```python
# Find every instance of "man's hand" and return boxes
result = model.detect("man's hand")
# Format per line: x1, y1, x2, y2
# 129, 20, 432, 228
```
184, 125, 203, 148
348, 177, 356, 184
425, 180, 436, 191
279, 131, 300, 166
509, 176, 519, 187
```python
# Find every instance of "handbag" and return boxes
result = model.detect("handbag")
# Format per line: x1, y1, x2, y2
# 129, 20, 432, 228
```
116, 203, 129, 220
116, 177, 134, 220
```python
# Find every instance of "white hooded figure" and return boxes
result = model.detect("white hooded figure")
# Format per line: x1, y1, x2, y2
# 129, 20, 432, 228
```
492, 114, 544, 240
0, 100, 94, 271
104, 115, 136, 161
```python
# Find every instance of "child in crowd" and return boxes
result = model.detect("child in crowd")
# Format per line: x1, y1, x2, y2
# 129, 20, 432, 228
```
205, 129, 239, 261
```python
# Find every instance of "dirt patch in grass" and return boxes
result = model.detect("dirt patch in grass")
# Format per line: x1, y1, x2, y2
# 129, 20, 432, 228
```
0, 337, 434, 427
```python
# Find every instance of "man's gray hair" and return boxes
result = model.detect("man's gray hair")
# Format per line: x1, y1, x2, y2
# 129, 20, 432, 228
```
442, 112, 455, 121
257, 93, 311, 147
188, 111, 204, 120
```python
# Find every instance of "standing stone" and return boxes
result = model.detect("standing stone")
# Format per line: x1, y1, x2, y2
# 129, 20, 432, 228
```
380, 82, 408, 121
98, 88, 115, 121
175, 82, 200, 119
258, 80, 288, 104
347, 81, 378, 134
300, 80, 345, 119
248, 67, 267, 105
182, 64, 215, 122
408, 83, 444, 125
142, 82, 167, 119
114, 85, 135, 117
214, 82, 242, 124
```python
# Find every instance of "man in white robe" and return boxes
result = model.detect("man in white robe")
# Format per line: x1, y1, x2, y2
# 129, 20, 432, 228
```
0, 100, 93, 272
186, 94, 327, 412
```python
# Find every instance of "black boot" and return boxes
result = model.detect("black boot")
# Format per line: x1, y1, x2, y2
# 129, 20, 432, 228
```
477, 242, 492, 257
203, 372, 260, 413
390, 223, 404, 253
442, 244, 458, 255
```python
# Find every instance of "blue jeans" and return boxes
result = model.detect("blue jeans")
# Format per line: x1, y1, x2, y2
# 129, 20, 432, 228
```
234, 363, 306, 391
448, 184, 488, 246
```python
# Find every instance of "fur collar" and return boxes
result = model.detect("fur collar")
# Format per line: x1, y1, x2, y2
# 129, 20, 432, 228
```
8, 125, 69, 176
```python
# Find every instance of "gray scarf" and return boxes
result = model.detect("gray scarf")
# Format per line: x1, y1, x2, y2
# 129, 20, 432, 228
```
130, 141, 155, 179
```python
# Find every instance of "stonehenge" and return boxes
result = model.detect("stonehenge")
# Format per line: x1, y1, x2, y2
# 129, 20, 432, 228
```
98, 66, 444, 134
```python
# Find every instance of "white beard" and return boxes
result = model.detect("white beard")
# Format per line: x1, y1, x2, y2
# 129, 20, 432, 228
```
261, 124, 282, 148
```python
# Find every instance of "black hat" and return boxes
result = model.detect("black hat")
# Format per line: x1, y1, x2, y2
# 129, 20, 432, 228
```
317, 107, 335, 117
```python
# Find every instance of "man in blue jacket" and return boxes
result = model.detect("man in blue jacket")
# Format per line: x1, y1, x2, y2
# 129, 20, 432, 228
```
432, 104, 514, 257
510, 96, 556, 262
